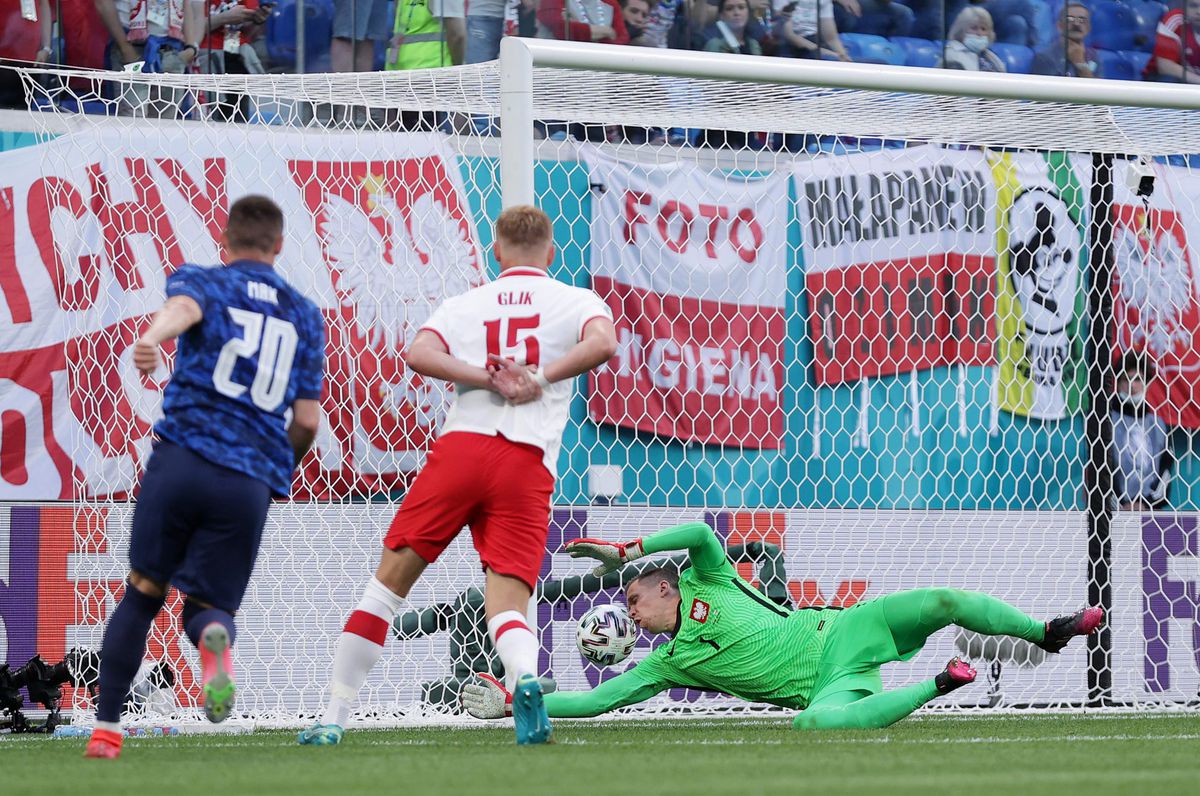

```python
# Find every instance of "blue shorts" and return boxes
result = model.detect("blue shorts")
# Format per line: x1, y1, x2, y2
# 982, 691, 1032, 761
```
129, 441, 271, 613
333, 0, 394, 42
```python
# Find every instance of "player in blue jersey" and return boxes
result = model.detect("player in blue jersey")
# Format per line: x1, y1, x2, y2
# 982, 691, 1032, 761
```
85, 196, 326, 759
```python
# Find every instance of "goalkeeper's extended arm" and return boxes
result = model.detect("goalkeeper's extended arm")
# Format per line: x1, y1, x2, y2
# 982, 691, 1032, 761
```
463, 670, 663, 720
565, 522, 726, 576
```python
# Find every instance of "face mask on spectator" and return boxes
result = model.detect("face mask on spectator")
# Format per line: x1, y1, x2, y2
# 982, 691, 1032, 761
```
963, 34, 990, 54
1118, 390, 1146, 408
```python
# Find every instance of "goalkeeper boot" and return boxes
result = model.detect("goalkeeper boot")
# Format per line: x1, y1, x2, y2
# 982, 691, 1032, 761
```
298, 724, 345, 746
199, 622, 236, 723
512, 674, 553, 745
84, 727, 123, 759
934, 657, 977, 695
1038, 606, 1104, 654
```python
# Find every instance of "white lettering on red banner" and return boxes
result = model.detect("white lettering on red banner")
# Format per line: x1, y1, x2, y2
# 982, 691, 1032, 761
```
584, 146, 789, 449
0, 130, 482, 499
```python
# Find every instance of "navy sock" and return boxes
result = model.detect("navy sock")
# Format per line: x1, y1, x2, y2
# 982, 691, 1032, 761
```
96, 584, 164, 723
182, 602, 236, 648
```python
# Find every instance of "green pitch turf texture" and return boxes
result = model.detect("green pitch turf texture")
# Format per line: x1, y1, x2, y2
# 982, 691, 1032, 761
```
3, 715, 1197, 795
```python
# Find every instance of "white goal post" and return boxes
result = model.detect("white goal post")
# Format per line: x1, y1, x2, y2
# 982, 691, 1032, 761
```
4, 42, 1200, 730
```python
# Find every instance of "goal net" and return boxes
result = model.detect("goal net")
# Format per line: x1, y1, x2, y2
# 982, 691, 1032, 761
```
6, 46, 1200, 728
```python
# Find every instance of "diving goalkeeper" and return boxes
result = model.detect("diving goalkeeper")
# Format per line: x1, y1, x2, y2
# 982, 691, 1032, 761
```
463, 522, 1103, 730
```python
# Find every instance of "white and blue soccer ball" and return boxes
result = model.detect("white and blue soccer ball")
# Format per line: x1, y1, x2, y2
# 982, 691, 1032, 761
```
575, 604, 638, 667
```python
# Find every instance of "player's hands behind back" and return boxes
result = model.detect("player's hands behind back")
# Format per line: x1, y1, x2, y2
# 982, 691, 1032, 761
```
487, 355, 542, 404
563, 537, 646, 576
462, 672, 512, 720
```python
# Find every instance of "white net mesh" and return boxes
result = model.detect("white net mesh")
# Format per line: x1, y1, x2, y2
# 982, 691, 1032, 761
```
3, 57, 1200, 728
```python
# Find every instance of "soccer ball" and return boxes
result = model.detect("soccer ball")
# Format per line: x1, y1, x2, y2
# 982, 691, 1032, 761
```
575, 604, 638, 666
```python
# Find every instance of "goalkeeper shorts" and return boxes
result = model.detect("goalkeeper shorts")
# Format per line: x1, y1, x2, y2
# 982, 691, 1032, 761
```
384, 431, 553, 590
808, 598, 924, 703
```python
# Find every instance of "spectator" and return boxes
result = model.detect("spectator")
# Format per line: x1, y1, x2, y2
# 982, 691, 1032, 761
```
465, 0, 507, 73
833, 0, 914, 39
538, 0, 630, 43
938, 5, 1005, 71
196, 2, 271, 121
693, 0, 775, 48
623, 0, 658, 43
1031, 2, 1099, 78
1111, 351, 1172, 512
0, 0, 52, 108
1145, 0, 1200, 83
778, 0, 852, 60
702, 0, 764, 52
94, 0, 205, 117
385, 0, 464, 68
639, 0, 692, 48
936, 0, 1037, 45
331, 0, 392, 73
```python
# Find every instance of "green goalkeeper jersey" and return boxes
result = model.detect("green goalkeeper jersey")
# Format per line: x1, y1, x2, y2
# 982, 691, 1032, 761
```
544, 523, 842, 718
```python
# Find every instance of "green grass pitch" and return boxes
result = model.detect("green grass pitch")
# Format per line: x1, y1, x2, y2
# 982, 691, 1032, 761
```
3, 715, 1197, 795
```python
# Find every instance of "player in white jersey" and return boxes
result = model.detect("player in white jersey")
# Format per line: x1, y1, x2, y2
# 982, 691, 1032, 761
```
300, 206, 617, 746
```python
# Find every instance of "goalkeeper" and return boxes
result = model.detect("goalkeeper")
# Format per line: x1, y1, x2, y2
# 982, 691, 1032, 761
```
463, 522, 1103, 730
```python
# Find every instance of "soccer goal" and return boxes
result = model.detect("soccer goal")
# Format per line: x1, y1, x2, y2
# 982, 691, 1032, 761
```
6, 39, 1200, 729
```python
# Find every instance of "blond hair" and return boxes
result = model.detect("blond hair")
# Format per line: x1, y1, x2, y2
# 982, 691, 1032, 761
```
495, 205, 553, 250
948, 6, 995, 43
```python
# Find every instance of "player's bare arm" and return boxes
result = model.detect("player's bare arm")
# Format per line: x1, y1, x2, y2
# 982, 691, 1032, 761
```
288, 399, 321, 466
406, 329, 539, 404
132, 295, 203, 375
542, 316, 618, 384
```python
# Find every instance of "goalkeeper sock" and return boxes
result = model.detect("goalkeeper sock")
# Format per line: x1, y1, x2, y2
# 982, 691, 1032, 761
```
322, 578, 409, 728
96, 582, 165, 724
487, 611, 539, 691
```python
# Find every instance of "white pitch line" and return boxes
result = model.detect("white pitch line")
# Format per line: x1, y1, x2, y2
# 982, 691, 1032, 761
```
7, 732, 1198, 751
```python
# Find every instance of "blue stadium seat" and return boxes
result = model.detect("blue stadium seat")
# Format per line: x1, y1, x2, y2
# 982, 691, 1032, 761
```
1123, 48, 1153, 75
841, 33, 906, 65
892, 36, 942, 68
266, 0, 335, 72
989, 43, 1035, 74
1088, 1, 1138, 52
1030, 0, 1059, 48
1096, 48, 1136, 79
1130, 1, 1167, 52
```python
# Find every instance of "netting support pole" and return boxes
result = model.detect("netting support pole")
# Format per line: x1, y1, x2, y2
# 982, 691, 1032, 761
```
499, 37, 535, 209
1084, 152, 1116, 707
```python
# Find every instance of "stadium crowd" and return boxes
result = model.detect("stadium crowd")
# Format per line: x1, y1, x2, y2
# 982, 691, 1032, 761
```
1, 0, 1198, 113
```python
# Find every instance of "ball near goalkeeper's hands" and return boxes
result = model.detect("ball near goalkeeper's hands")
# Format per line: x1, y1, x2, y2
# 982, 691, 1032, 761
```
563, 537, 645, 577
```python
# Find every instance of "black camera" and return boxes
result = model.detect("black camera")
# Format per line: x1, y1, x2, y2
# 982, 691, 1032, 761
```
0, 648, 100, 734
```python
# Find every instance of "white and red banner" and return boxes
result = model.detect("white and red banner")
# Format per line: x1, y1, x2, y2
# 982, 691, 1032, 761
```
584, 147, 789, 449
0, 127, 483, 500
1112, 160, 1200, 429
795, 147, 997, 385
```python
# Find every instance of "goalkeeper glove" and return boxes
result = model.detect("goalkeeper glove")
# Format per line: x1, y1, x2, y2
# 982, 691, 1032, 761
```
563, 537, 646, 576
462, 673, 512, 720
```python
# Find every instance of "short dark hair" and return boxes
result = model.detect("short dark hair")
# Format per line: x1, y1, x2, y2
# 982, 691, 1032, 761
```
1117, 350, 1155, 383
627, 564, 680, 592
225, 195, 284, 253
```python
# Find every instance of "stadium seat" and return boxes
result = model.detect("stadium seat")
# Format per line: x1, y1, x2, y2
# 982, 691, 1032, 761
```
1123, 48, 1153, 75
1088, 1, 1138, 52
1129, 1, 1167, 52
1095, 48, 1136, 79
989, 43, 1035, 74
1029, 0, 1059, 48
892, 36, 942, 68
841, 33, 906, 66
266, 0, 335, 72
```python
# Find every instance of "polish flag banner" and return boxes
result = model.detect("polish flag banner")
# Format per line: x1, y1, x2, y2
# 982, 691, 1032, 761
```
582, 147, 789, 449
0, 128, 482, 500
